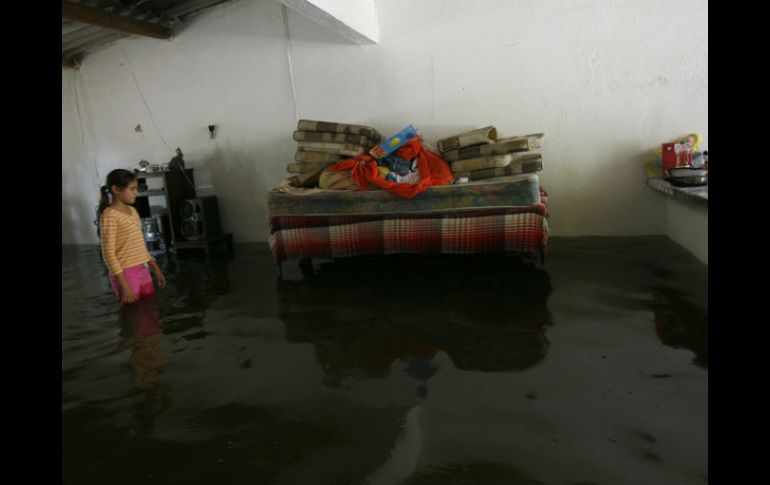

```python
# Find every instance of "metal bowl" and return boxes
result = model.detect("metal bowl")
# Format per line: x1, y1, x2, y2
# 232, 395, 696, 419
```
667, 175, 708, 187
668, 167, 708, 178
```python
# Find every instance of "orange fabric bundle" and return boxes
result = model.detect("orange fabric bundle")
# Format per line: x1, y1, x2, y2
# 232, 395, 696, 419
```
325, 138, 453, 199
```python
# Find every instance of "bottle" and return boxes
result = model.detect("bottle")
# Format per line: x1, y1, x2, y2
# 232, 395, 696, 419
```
691, 151, 705, 168
675, 142, 693, 167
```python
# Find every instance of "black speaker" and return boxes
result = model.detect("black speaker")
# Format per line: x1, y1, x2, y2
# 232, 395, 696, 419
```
179, 196, 222, 241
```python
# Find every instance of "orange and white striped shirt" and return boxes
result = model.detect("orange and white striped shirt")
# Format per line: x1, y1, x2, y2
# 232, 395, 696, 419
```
100, 206, 152, 276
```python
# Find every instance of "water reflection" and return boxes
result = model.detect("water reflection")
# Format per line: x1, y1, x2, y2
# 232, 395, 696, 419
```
278, 255, 553, 392
113, 256, 232, 436
400, 461, 545, 485
116, 298, 171, 434
651, 286, 708, 368
164, 255, 231, 306
63, 242, 708, 485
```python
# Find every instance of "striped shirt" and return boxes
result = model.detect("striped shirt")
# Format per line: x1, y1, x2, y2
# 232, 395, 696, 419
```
100, 206, 152, 276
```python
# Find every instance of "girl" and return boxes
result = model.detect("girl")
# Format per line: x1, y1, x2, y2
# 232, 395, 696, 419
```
98, 169, 166, 304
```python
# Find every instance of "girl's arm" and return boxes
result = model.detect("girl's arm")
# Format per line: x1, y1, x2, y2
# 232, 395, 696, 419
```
100, 213, 124, 276
100, 212, 136, 303
114, 273, 137, 303
147, 259, 166, 288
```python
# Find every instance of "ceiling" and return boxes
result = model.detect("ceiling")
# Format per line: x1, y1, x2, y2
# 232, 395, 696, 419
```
62, 0, 233, 68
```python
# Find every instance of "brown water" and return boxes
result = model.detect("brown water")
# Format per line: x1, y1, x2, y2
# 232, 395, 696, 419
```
62, 237, 707, 485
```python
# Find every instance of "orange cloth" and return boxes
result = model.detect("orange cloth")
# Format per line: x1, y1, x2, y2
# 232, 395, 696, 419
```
326, 138, 453, 199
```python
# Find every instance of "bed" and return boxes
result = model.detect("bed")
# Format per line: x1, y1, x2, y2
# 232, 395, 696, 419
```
267, 174, 549, 270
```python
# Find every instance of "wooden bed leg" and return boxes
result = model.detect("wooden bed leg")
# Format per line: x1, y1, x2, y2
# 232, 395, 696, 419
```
277, 261, 283, 279
540, 248, 546, 266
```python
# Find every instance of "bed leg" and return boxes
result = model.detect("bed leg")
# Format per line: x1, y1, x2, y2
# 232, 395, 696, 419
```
540, 248, 546, 266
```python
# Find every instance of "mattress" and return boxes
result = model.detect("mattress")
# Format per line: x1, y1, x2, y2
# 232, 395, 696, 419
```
267, 174, 542, 217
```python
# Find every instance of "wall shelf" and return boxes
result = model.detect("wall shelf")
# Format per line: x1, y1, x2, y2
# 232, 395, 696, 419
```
133, 169, 196, 248
646, 178, 708, 208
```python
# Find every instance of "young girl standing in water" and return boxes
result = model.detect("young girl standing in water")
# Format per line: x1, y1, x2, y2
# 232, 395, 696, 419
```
98, 169, 166, 304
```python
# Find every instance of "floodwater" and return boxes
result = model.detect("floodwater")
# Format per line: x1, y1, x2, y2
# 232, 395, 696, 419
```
62, 236, 707, 485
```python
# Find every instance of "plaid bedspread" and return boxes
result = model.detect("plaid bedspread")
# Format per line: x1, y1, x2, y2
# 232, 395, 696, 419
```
269, 191, 549, 263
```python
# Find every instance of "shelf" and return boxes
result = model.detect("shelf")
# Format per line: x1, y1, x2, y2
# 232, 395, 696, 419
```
137, 189, 165, 197
134, 171, 166, 178
132, 168, 197, 247
646, 178, 708, 208
134, 168, 194, 178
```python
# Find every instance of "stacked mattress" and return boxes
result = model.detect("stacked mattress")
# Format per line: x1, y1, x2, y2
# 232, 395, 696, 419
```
287, 120, 382, 187
436, 127, 545, 181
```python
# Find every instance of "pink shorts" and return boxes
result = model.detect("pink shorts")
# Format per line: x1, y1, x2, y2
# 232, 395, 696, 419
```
111, 265, 155, 303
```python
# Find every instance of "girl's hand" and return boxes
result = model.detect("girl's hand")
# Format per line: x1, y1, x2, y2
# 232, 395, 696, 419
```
148, 260, 166, 289
121, 284, 137, 304
155, 271, 167, 289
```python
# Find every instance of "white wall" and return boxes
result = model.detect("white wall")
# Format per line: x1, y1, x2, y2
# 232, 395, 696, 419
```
281, 0, 379, 43
62, 0, 708, 244
666, 198, 708, 264
63, 70, 102, 244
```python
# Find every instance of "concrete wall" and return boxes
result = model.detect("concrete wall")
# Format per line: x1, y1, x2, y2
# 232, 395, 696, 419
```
281, 0, 379, 43
63, 70, 102, 244
62, 0, 708, 244
666, 198, 707, 264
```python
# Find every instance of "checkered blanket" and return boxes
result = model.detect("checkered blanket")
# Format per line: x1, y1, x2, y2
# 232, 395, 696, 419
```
269, 191, 549, 263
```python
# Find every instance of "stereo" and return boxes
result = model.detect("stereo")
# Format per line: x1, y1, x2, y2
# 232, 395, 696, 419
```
179, 196, 222, 241
142, 217, 162, 242
142, 212, 171, 255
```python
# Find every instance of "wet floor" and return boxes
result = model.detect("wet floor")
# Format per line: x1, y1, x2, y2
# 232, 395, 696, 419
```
62, 236, 707, 485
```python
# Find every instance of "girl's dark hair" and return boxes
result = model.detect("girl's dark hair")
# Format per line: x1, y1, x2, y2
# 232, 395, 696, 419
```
98, 169, 137, 218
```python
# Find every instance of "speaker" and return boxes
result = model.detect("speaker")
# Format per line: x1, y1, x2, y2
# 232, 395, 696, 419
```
179, 196, 222, 241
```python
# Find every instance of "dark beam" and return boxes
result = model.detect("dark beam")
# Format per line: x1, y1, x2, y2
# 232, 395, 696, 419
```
61, 1, 173, 39
62, 56, 78, 69
63, 27, 124, 52
63, 31, 128, 58
164, 0, 230, 20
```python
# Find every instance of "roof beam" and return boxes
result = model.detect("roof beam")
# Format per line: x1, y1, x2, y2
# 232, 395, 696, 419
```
63, 30, 128, 57
62, 56, 78, 69
63, 26, 124, 51
62, 24, 102, 43
163, 0, 230, 20
61, 0, 173, 39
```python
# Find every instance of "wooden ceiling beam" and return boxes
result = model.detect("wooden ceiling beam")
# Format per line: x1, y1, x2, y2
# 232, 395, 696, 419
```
62, 56, 78, 69
61, 1, 173, 40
